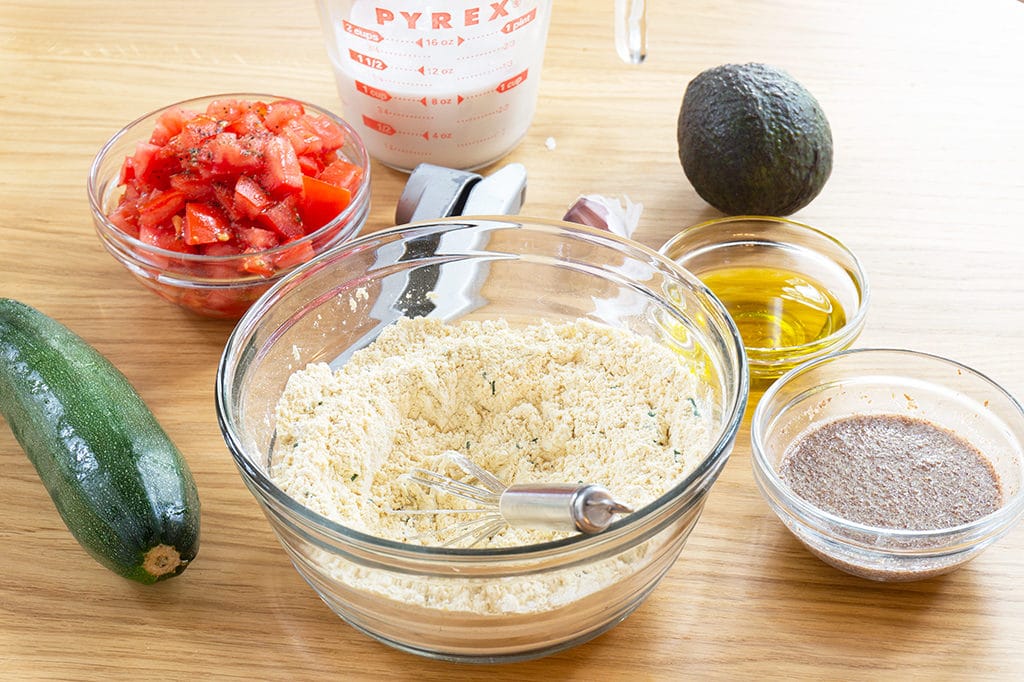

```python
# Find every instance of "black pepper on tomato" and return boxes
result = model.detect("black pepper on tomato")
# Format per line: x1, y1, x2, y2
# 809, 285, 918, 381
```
107, 98, 363, 277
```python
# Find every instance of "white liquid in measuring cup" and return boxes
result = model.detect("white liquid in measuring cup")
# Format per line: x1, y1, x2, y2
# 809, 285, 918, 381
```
317, 1, 552, 171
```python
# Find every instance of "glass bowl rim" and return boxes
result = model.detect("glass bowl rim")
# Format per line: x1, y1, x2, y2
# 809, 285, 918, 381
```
86, 92, 371, 265
216, 216, 750, 560
658, 214, 871, 360
751, 346, 1024, 544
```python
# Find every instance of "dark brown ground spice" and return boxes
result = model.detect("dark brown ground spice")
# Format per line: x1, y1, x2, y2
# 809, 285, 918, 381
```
779, 413, 1003, 530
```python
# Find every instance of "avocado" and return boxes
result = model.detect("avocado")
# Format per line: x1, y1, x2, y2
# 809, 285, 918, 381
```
677, 63, 833, 216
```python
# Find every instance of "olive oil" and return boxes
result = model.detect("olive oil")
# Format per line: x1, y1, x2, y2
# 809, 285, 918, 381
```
699, 266, 847, 351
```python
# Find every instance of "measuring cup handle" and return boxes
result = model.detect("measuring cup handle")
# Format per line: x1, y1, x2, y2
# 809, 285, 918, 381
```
614, 0, 647, 64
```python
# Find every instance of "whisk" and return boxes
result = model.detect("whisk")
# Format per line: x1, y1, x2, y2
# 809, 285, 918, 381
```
390, 451, 634, 548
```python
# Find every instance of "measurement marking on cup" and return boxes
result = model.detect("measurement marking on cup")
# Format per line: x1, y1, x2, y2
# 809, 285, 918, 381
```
415, 36, 466, 48
362, 115, 396, 136
414, 130, 455, 141
458, 45, 515, 60
495, 70, 529, 92
418, 65, 455, 76
355, 80, 391, 101
382, 110, 432, 121
502, 9, 538, 34
341, 20, 383, 43
375, 49, 422, 60
418, 95, 466, 106
456, 130, 505, 148
458, 108, 506, 124
348, 49, 387, 70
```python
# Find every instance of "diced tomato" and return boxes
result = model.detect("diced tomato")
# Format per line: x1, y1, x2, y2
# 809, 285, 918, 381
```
301, 175, 352, 231
107, 201, 139, 237
274, 240, 317, 270
130, 141, 180, 189
263, 99, 305, 133
206, 132, 262, 177
280, 117, 320, 156
150, 106, 194, 146
262, 135, 303, 197
169, 171, 214, 201
106, 97, 364, 316
184, 202, 231, 245
205, 98, 251, 124
233, 175, 272, 219
238, 226, 279, 251
224, 110, 266, 136
137, 189, 187, 231
198, 241, 245, 280
199, 241, 242, 257
139, 222, 190, 253
118, 155, 136, 185
258, 196, 304, 240
241, 253, 276, 277
318, 159, 364, 194
297, 153, 324, 177
210, 181, 242, 222
305, 115, 346, 151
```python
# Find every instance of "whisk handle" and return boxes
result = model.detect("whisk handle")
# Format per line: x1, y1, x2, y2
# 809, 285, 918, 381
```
500, 484, 633, 534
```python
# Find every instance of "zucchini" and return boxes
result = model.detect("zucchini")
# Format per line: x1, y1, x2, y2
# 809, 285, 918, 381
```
0, 298, 200, 583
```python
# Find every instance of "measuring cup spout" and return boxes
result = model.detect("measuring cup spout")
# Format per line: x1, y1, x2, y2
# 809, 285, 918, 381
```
614, 0, 647, 64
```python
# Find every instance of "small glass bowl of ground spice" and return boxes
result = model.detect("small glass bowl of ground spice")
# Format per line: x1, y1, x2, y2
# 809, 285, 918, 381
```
751, 348, 1024, 581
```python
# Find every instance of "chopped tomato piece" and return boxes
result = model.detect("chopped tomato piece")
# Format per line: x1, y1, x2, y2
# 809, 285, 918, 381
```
223, 111, 263, 136
209, 182, 241, 222
241, 253, 276, 277
130, 141, 180, 188
233, 175, 272, 219
274, 240, 317, 270
106, 97, 365, 316
280, 117, 321, 157
238, 226, 279, 251
297, 153, 324, 177
198, 242, 245, 280
107, 201, 139, 237
205, 98, 251, 124
258, 196, 304, 240
199, 241, 242, 257
184, 202, 232, 245
139, 223, 190, 253
318, 159, 364, 194
262, 135, 303, 197
206, 132, 262, 177
301, 175, 352, 230
263, 99, 305, 133
150, 106, 194, 146
137, 189, 187, 231
305, 115, 346, 151
169, 171, 214, 201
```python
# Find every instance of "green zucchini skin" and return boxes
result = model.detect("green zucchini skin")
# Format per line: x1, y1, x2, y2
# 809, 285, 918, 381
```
0, 298, 200, 583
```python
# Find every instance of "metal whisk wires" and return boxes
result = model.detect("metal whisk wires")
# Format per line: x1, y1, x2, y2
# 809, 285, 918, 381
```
391, 450, 634, 548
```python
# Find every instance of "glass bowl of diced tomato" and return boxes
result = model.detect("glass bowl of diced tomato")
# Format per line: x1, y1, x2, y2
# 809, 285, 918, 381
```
87, 94, 371, 319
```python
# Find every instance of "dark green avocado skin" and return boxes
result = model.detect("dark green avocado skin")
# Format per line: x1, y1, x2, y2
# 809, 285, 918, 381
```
678, 63, 833, 216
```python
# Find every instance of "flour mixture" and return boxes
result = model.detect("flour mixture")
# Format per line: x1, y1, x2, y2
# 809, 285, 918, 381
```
271, 317, 714, 548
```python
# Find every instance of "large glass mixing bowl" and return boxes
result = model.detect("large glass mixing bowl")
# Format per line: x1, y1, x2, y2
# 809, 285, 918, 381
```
216, 218, 747, 662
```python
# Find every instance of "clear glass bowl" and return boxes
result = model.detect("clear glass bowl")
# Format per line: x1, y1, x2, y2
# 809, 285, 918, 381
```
659, 216, 869, 393
215, 218, 748, 662
751, 348, 1024, 581
87, 93, 371, 319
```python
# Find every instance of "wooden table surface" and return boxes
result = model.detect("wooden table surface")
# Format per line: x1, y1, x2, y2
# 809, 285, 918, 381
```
3, 1, 1023, 678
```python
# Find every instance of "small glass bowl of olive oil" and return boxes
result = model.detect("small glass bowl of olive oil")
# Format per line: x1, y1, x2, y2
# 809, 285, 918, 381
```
660, 216, 869, 392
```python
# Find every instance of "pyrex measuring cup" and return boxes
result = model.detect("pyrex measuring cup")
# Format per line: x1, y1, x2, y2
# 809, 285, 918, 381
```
316, 1, 647, 171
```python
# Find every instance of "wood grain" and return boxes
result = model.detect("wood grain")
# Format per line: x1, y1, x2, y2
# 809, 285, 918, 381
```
2, 1, 1023, 678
